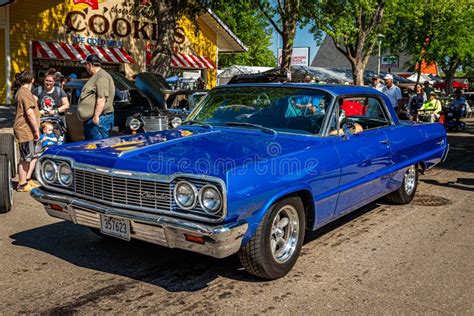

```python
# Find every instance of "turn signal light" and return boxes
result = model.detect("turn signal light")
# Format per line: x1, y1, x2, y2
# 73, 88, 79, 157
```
49, 204, 64, 212
184, 234, 205, 245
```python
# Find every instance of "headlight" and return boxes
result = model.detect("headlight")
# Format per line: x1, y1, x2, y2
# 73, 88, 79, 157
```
173, 181, 198, 209
199, 185, 222, 214
58, 163, 73, 186
171, 117, 182, 128
128, 118, 141, 131
41, 160, 57, 183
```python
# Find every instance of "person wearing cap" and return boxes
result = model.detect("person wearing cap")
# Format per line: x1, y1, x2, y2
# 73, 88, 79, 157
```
419, 91, 442, 122
370, 75, 384, 91
423, 81, 434, 96
77, 54, 115, 140
382, 74, 402, 110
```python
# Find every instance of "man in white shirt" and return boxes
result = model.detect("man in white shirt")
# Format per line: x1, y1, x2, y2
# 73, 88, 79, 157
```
370, 75, 384, 91
382, 74, 402, 110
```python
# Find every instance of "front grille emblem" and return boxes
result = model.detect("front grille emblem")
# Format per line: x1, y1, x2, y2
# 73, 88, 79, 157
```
141, 191, 168, 201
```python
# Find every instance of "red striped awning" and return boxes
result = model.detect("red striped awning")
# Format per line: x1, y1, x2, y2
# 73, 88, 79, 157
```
146, 52, 216, 70
32, 40, 134, 64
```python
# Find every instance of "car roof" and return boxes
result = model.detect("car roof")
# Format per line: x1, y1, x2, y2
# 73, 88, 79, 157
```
213, 83, 386, 97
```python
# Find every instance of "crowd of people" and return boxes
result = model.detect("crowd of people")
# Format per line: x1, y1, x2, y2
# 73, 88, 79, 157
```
370, 74, 469, 123
12, 54, 115, 192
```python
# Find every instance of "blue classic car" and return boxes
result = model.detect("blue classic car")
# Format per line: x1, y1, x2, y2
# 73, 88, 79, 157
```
31, 84, 448, 279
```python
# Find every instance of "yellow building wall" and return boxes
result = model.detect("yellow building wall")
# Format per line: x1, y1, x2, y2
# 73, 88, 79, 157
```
9, 0, 72, 84
5, 0, 219, 99
0, 29, 6, 103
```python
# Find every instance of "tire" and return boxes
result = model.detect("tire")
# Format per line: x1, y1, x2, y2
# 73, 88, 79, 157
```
238, 196, 306, 280
0, 133, 17, 178
385, 164, 418, 204
0, 156, 13, 213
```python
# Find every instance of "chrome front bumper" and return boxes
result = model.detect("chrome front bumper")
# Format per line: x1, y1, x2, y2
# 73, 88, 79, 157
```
31, 188, 248, 258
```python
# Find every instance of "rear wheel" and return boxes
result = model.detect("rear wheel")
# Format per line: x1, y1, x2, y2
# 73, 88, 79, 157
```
0, 133, 17, 177
239, 196, 305, 279
0, 156, 13, 213
385, 164, 418, 204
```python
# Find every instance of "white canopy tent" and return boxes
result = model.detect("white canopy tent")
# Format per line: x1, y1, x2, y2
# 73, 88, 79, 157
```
406, 73, 434, 84
218, 65, 273, 85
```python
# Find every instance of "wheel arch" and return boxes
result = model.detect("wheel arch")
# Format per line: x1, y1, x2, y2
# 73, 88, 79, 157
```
260, 186, 315, 230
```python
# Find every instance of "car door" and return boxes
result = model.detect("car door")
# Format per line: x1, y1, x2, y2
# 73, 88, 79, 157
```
330, 95, 393, 217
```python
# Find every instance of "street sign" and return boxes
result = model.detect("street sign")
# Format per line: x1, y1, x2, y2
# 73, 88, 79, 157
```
381, 55, 399, 68
278, 47, 310, 66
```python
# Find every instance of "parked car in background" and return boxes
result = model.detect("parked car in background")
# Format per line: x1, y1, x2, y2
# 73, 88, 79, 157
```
64, 73, 155, 141
64, 71, 185, 140
31, 84, 448, 279
127, 72, 204, 133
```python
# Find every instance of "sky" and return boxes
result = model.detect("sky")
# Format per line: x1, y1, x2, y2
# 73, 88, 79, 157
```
270, 24, 321, 66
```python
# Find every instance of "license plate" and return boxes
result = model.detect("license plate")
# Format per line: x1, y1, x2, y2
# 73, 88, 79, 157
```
100, 215, 131, 241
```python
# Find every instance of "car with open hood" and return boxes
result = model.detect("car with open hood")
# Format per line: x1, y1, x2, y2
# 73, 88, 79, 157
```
64, 71, 186, 141
31, 83, 448, 279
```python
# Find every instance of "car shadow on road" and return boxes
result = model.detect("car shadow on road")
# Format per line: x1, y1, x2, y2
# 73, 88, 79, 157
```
9, 201, 385, 291
304, 202, 380, 243
9, 221, 262, 292
439, 121, 474, 174
420, 178, 474, 192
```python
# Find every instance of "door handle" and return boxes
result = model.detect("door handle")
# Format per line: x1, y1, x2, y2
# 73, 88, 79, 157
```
380, 139, 390, 145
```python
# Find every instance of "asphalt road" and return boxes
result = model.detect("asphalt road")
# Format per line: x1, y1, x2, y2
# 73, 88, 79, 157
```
1, 121, 473, 314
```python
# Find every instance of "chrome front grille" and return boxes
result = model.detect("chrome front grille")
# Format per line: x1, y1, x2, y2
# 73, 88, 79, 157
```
74, 169, 171, 211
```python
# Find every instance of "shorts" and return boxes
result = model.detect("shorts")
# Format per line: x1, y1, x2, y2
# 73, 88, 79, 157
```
19, 140, 38, 162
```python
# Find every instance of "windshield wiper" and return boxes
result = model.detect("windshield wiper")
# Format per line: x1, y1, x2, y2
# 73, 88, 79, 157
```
182, 120, 213, 129
225, 122, 277, 135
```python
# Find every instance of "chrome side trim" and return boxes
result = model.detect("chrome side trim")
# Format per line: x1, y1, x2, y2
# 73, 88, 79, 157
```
31, 188, 247, 259
35, 155, 228, 223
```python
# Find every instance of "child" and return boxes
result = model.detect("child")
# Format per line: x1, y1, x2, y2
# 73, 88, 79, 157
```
37, 121, 62, 154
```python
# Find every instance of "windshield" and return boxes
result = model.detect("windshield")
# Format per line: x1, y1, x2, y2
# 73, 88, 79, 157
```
187, 86, 333, 135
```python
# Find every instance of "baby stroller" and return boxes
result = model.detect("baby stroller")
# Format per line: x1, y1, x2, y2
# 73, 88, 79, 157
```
37, 115, 67, 155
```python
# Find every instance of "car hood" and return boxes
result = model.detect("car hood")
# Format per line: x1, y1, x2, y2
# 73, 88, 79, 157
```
47, 127, 319, 179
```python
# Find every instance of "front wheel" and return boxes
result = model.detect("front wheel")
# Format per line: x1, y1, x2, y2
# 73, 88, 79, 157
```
238, 196, 306, 279
0, 156, 13, 213
384, 164, 418, 204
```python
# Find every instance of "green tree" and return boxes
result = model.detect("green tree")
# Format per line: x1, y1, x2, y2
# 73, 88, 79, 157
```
427, 1, 473, 93
253, 0, 303, 77
306, 0, 391, 85
148, 0, 209, 76
387, 0, 474, 93
213, 2, 276, 68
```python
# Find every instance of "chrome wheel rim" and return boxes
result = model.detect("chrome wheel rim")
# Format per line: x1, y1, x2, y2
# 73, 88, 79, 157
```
7, 161, 13, 204
270, 205, 299, 264
404, 165, 416, 196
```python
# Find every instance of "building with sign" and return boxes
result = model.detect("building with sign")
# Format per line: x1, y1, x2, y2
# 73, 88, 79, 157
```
311, 36, 412, 74
0, 0, 246, 104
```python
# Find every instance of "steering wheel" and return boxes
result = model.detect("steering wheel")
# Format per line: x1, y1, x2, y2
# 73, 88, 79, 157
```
256, 92, 271, 106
